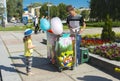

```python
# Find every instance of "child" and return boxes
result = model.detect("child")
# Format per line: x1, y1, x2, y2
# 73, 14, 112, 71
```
23, 29, 35, 75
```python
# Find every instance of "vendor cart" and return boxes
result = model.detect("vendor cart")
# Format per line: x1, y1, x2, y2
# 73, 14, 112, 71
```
47, 31, 89, 72
47, 32, 76, 72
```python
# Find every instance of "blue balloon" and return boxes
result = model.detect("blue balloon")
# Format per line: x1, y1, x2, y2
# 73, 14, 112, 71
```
40, 18, 50, 31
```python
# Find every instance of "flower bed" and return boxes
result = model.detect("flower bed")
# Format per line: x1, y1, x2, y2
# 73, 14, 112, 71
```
81, 38, 110, 47
81, 34, 120, 61
89, 43, 120, 61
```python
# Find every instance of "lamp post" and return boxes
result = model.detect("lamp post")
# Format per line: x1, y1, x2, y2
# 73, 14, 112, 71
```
47, 3, 52, 20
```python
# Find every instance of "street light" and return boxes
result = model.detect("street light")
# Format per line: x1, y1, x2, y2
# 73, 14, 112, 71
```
47, 3, 52, 20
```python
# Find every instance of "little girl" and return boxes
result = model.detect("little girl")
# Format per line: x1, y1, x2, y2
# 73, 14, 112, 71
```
23, 29, 35, 75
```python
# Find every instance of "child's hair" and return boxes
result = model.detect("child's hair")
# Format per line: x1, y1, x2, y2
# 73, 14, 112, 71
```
23, 36, 28, 43
23, 35, 31, 43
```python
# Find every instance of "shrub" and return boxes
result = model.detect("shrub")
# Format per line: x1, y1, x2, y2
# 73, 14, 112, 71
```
101, 15, 115, 41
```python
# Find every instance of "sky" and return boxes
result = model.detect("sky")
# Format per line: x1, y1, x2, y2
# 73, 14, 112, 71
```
23, 0, 90, 8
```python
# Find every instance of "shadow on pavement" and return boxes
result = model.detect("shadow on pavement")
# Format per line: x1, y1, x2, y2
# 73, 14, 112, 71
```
19, 55, 58, 72
87, 63, 120, 80
9, 56, 23, 60
0, 65, 27, 75
11, 64, 25, 67
10, 55, 58, 72
77, 76, 112, 81
32, 57, 58, 72
40, 42, 47, 45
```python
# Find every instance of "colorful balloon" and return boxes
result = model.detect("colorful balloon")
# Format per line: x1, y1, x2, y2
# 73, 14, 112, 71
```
51, 17, 63, 35
47, 29, 53, 33
40, 18, 50, 31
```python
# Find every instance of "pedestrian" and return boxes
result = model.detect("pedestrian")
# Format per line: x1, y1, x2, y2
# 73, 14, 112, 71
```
33, 17, 36, 27
39, 16, 45, 33
14, 17, 17, 26
34, 16, 39, 34
66, 5, 86, 65
23, 29, 35, 75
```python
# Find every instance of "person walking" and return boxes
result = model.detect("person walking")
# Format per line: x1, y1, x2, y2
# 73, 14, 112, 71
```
66, 5, 86, 65
34, 16, 39, 34
23, 29, 35, 75
39, 16, 45, 33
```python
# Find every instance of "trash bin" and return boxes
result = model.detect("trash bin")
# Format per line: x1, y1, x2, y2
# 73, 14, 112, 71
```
80, 47, 89, 63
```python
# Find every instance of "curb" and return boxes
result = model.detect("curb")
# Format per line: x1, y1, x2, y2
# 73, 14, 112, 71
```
88, 53, 120, 80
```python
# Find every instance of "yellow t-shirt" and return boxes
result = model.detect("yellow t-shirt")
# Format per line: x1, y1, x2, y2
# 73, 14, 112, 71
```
24, 39, 33, 56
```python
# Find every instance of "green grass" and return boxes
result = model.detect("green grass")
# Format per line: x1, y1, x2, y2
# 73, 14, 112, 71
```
0, 25, 97, 31
1, 21, 120, 31
0, 26, 34, 31
0, 25, 68, 31
0, 24, 34, 31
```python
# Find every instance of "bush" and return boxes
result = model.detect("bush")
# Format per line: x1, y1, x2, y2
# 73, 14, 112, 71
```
101, 15, 115, 41
86, 22, 104, 27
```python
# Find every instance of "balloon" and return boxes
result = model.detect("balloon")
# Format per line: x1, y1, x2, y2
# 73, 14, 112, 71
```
40, 18, 50, 31
51, 17, 63, 35
47, 29, 53, 33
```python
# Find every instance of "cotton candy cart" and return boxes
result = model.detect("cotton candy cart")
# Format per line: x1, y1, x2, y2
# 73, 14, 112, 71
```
47, 32, 76, 72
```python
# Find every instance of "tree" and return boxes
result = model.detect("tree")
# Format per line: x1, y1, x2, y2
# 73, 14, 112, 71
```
0, 3, 5, 27
30, 2, 42, 8
40, 3, 48, 17
16, 0, 23, 19
58, 3, 67, 20
80, 10, 90, 20
50, 5, 59, 17
90, 0, 120, 21
0, 3, 5, 18
75, 9, 80, 15
101, 15, 115, 41
7, 0, 23, 19
40, 3, 67, 20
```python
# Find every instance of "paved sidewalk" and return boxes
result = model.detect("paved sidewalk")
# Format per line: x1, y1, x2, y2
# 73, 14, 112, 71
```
0, 30, 120, 81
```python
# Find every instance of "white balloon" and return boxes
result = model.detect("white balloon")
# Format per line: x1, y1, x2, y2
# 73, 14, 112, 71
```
51, 17, 63, 35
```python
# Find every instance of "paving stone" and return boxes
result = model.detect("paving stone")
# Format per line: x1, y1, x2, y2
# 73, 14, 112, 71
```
0, 30, 120, 81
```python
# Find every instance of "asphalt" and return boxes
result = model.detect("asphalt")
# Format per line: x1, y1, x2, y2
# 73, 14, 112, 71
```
0, 28, 120, 81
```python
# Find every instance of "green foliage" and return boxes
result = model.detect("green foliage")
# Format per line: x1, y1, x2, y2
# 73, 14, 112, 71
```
50, 5, 59, 17
86, 22, 104, 27
0, 3, 5, 16
90, 0, 120, 21
115, 33, 120, 39
7, 0, 23, 19
29, 2, 42, 8
101, 15, 115, 41
57, 3, 68, 20
40, 3, 67, 19
40, 3, 48, 17
80, 10, 90, 20
82, 34, 101, 39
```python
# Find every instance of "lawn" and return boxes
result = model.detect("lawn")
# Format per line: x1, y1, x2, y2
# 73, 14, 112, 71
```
0, 25, 34, 31
1, 21, 120, 31
0, 24, 69, 31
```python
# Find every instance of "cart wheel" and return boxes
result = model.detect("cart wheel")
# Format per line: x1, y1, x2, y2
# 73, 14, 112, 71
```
71, 66, 74, 70
58, 67, 62, 72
